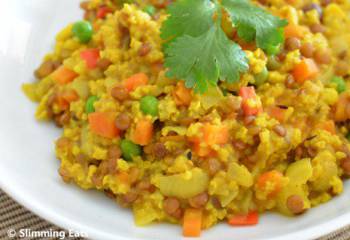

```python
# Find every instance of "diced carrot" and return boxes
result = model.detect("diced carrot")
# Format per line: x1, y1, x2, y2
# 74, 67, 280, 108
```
292, 58, 319, 84
239, 86, 263, 116
183, 209, 202, 237
132, 118, 153, 146
173, 81, 192, 106
96, 6, 112, 19
88, 112, 119, 139
284, 23, 305, 39
228, 211, 259, 226
190, 137, 215, 157
268, 106, 287, 123
51, 66, 78, 84
316, 120, 336, 134
124, 73, 149, 92
203, 123, 229, 145
56, 89, 79, 110
257, 170, 283, 198
80, 49, 100, 69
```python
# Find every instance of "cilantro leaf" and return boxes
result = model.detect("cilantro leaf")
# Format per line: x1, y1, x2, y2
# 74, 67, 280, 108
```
160, 0, 216, 43
165, 24, 248, 93
222, 0, 288, 53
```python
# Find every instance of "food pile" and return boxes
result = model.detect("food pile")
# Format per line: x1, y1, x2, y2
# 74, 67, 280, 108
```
23, 0, 350, 237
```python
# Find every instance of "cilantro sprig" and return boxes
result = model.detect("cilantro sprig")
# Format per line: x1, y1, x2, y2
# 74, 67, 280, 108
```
161, 0, 288, 93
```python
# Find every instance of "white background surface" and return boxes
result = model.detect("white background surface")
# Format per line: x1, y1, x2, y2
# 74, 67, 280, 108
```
0, 0, 350, 239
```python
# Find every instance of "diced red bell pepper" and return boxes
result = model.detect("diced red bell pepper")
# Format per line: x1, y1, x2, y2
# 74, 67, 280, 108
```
80, 49, 100, 69
97, 6, 113, 19
228, 211, 259, 226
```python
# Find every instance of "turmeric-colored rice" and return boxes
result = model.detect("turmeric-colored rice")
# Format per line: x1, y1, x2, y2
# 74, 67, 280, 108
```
23, 0, 350, 236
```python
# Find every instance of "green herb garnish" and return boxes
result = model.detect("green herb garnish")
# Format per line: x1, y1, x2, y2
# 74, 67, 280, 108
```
161, 0, 288, 93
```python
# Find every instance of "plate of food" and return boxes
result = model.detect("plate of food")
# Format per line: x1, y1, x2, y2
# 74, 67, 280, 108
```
1, 0, 350, 239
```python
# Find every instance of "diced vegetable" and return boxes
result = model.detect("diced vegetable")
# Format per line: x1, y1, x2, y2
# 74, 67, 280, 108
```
268, 106, 287, 123
257, 170, 283, 197
173, 81, 192, 106
254, 66, 268, 86
267, 55, 281, 70
85, 96, 99, 114
228, 211, 259, 226
203, 123, 229, 145
239, 86, 263, 116
286, 159, 312, 184
347, 132, 350, 141
158, 168, 209, 199
140, 96, 159, 116
88, 112, 119, 138
132, 119, 154, 146
51, 66, 78, 84
124, 73, 149, 92
284, 23, 305, 39
80, 49, 100, 69
292, 58, 319, 84
56, 89, 79, 110
97, 6, 112, 19
72, 21, 93, 43
199, 86, 225, 110
120, 139, 142, 161
143, 5, 156, 16
183, 209, 202, 237
190, 138, 215, 157
316, 120, 336, 134
227, 162, 253, 187
331, 76, 346, 93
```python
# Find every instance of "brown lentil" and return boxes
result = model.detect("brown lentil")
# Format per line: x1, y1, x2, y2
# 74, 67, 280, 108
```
211, 197, 222, 209
310, 24, 326, 34
233, 140, 247, 150
122, 191, 138, 204
285, 37, 301, 51
35, 61, 56, 79
55, 111, 70, 127
138, 43, 152, 56
207, 158, 222, 175
314, 49, 332, 64
97, 58, 112, 70
108, 145, 122, 160
163, 197, 180, 215
341, 158, 350, 176
243, 115, 256, 125
58, 167, 71, 183
286, 195, 305, 214
80, 1, 89, 10
153, 142, 168, 159
285, 74, 295, 88
111, 86, 129, 101
273, 124, 287, 137
115, 113, 131, 130
335, 61, 349, 76
189, 192, 209, 208
300, 43, 315, 58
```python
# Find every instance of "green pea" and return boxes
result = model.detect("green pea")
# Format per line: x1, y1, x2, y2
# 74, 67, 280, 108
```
140, 95, 159, 116
331, 76, 346, 93
120, 139, 141, 161
254, 66, 269, 86
72, 21, 93, 43
86, 96, 99, 114
267, 55, 281, 70
143, 5, 156, 16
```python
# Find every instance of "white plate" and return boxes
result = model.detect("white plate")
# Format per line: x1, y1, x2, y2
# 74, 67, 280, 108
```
1, 0, 350, 239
